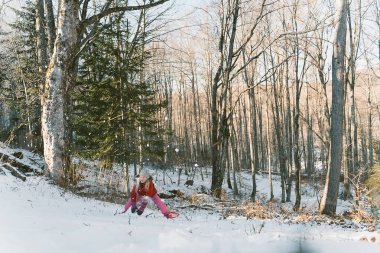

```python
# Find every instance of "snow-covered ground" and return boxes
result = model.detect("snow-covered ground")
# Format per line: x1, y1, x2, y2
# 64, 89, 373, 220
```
1, 175, 379, 253
1, 143, 380, 253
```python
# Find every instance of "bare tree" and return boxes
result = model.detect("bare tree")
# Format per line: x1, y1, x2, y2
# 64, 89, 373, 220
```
291, 4, 310, 211
210, 0, 241, 196
210, 0, 271, 198
320, 0, 348, 215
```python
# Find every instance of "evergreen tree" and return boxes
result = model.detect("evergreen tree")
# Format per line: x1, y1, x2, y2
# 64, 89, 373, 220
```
71, 16, 166, 168
0, 1, 43, 150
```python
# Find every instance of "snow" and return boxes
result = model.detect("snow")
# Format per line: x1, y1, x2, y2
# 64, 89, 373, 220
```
1, 145, 380, 253
1, 174, 379, 253
0, 142, 44, 174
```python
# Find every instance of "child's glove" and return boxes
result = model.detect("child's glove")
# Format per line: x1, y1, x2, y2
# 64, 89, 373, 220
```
137, 209, 144, 216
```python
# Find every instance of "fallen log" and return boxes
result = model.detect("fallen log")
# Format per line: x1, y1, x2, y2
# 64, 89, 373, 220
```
0, 151, 42, 175
158, 193, 176, 199
176, 204, 215, 210
2, 164, 27, 181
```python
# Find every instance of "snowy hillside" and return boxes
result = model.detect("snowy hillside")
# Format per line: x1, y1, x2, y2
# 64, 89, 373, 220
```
1, 144, 380, 253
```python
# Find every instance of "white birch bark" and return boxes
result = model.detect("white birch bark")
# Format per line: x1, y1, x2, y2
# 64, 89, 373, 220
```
42, 0, 79, 179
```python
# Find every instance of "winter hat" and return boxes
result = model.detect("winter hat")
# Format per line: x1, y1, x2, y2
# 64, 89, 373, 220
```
139, 169, 150, 178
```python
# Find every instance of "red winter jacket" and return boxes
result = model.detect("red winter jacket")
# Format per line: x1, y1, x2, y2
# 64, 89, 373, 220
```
130, 181, 157, 202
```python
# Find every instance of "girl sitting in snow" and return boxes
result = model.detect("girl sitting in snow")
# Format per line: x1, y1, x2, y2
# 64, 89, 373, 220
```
124, 169, 171, 218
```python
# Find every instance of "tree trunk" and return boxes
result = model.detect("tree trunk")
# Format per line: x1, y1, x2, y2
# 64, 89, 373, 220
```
42, 0, 80, 180
36, 0, 48, 75
44, 0, 56, 56
361, 128, 368, 167
243, 99, 251, 173
272, 95, 287, 203
344, 120, 351, 199
320, 0, 347, 215
293, 66, 303, 210
293, 92, 301, 210
248, 122, 257, 202
258, 102, 265, 171
211, 0, 240, 196
266, 93, 274, 200
230, 121, 239, 197
344, 97, 351, 199
226, 144, 232, 189
306, 101, 314, 177
191, 63, 201, 163
210, 73, 221, 193
138, 5, 147, 173
123, 162, 130, 195
248, 88, 259, 201
347, 1, 360, 174
284, 56, 293, 203
368, 92, 374, 168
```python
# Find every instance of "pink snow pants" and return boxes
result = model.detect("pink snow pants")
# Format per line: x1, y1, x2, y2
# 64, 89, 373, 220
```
124, 194, 168, 215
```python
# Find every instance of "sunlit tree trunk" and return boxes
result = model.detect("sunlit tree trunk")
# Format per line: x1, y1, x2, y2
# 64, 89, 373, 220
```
42, 0, 79, 180
320, 0, 347, 215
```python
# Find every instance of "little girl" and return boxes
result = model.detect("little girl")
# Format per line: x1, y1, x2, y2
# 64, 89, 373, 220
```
124, 169, 170, 218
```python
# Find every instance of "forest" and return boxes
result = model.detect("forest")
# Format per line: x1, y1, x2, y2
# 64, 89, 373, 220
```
0, 0, 379, 246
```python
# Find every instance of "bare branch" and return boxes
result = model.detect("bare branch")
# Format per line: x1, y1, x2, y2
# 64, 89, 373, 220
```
80, 0, 170, 29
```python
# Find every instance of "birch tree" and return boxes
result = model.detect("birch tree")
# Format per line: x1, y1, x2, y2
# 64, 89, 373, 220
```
41, 0, 169, 180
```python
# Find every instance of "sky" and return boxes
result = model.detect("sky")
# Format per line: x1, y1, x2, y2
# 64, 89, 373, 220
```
0, 0, 208, 22
0, 0, 209, 33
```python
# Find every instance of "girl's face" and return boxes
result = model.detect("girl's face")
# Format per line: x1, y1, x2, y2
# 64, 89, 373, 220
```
140, 175, 148, 183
